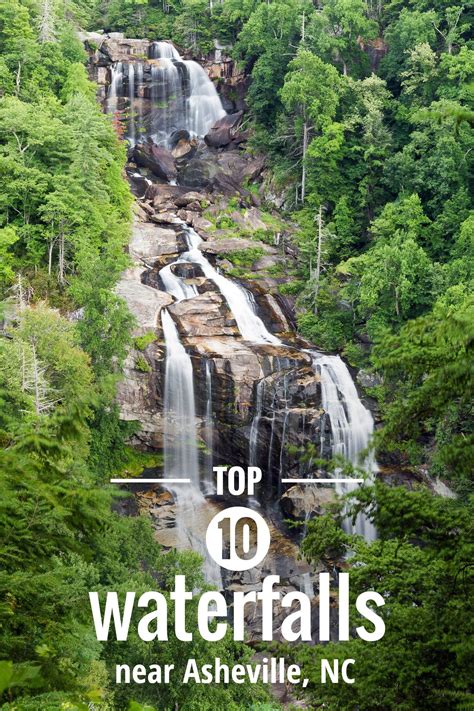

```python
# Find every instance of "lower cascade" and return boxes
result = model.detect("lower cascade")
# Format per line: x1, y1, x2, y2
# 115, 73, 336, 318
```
313, 355, 378, 541
161, 307, 223, 588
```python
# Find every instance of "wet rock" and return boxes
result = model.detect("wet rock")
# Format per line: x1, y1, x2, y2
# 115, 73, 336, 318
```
148, 183, 188, 204
151, 211, 182, 226
170, 263, 204, 281
133, 140, 177, 182
127, 170, 154, 199
116, 267, 172, 332
177, 152, 217, 189
253, 293, 291, 334
172, 137, 198, 163
281, 485, 336, 520
169, 129, 190, 148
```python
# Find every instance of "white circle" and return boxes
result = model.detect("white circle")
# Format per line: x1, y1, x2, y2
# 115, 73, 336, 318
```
206, 506, 271, 571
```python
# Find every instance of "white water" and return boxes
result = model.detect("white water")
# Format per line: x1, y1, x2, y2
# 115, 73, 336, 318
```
150, 41, 180, 60
161, 308, 222, 586
127, 62, 135, 145
107, 41, 225, 147
185, 60, 226, 138
313, 354, 377, 540
160, 225, 280, 344
204, 360, 214, 494
249, 379, 265, 466
162, 308, 200, 486
107, 61, 123, 113
159, 262, 197, 301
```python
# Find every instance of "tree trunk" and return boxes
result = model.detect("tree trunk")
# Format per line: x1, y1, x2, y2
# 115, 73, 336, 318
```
48, 239, 55, 276
301, 120, 308, 203
58, 233, 64, 284
32, 346, 41, 416
314, 205, 323, 315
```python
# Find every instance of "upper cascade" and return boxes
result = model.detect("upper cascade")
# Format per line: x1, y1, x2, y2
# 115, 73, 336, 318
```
106, 40, 226, 148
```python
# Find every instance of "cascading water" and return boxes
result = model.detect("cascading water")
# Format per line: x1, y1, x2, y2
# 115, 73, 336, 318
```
107, 61, 123, 113
312, 354, 377, 541
161, 308, 222, 586
249, 379, 265, 466
106, 41, 225, 147
185, 60, 226, 138
203, 360, 214, 494
150, 41, 180, 60
160, 224, 280, 344
160, 262, 197, 301
110, 41, 378, 548
162, 308, 200, 486
127, 63, 135, 145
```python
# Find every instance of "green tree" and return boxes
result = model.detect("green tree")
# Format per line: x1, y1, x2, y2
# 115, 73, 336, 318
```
373, 289, 473, 484
307, 0, 378, 77
299, 483, 474, 710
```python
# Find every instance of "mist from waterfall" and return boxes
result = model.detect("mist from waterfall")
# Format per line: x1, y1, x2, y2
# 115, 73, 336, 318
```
106, 41, 225, 147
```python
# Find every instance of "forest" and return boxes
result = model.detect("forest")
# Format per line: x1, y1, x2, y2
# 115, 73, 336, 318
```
0, 0, 472, 709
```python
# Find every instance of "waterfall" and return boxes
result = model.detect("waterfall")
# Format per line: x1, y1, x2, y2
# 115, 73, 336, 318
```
185, 60, 226, 138
162, 308, 200, 487
150, 41, 180, 60
313, 354, 377, 540
204, 360, 214, 493
249, 379, 265, 466
278, 372, 291, 496
106, 41, 225, 146
150, 59, 183, 145
161, 308, 222, 586
127, 62, 135, 146
159, 263, 197, 301
107, 61, 123, 113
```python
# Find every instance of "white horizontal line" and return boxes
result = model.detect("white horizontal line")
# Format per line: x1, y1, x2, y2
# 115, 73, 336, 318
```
110, 478, 191, 484
281, 478, 364, 484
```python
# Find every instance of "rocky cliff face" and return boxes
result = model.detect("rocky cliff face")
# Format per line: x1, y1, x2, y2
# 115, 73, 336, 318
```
116, 199, 326, 496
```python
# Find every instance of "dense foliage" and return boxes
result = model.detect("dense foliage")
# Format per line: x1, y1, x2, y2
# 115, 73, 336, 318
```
299, 483, 474, 710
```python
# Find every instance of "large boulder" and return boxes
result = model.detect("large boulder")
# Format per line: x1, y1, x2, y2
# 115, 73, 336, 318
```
129, 221, 179, 264
115, 267, 172, 333
168, 292, 239, 338
133, 140, 177, 182
172, 137, 198, 163
204, 111, 243, 148
174, 191, 209, 208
